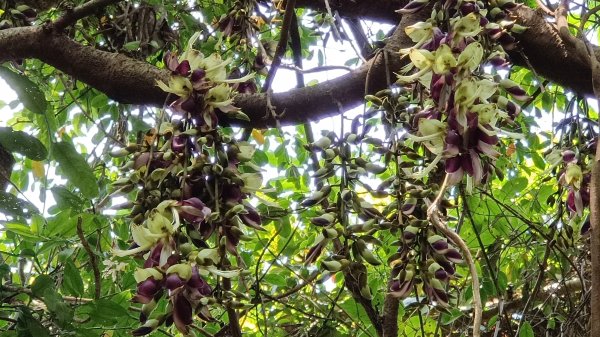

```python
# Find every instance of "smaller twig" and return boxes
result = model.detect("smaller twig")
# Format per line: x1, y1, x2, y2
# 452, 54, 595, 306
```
278, 64, 353, 73
427, 175, 482, 337
76, 216, 101, 299
0, 284, 94, 303
536, 0, 555, 16
261, 0, 298, 92
51, 0, 124, 32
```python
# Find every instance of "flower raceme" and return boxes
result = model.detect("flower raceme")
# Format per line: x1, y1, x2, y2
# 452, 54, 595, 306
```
157, 32, 254, 130
385, 0, 526, 311
398, 2, 526, 191
110, 31, 265, 336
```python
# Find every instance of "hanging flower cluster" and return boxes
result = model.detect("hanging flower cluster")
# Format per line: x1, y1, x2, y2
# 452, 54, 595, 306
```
110, 33, 263, 335
398, 0, 526, 192
300, 126, 391, 300
391, 190, 463, 305
559, 150, 590, 219
364, 0, 528, 308
364, 90, 464, 306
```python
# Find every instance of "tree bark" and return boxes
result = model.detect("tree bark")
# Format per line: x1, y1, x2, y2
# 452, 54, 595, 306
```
0, 5, 599, 128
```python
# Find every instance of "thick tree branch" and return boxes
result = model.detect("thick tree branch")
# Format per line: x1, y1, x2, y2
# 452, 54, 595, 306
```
50, 0, 123, 32
0, 4, 599, 129
295, 0, 404, 23
509, 5, 595, 95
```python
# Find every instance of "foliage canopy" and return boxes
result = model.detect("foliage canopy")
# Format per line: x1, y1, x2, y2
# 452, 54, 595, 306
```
0, 0, 598, 337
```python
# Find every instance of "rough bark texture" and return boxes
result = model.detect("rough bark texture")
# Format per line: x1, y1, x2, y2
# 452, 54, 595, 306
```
510, 6, 594, 95
1, 4, 598, 128
295, 0, 404, 23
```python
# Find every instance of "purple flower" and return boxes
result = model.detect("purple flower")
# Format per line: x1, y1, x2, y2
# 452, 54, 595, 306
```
240, 204, 262, 230
144, 243, 163, 268
187, 267, 212, 298
430, 239, 449, 254
178, 198, 211, 225
445, 249, 463, 264
172, 292, 193, 334
166, 273, 186, 291
133, 278, 162, 304
389, 279, 413, 298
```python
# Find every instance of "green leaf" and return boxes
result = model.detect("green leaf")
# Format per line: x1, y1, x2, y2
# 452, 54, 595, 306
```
16, 308, 50, 337
530, 151, 546, 170
519, 321, 534, 337
91, 299, 129, 324
42, 288, 73, 327
0, 67, 47, 114
500, 176, 528, 196
4, 223, 39, 239
0, 127, 47, 160
263, 273, 287, 287
61, 260, 84, 296
123, 41, 141, 51
51, 141, 98, 198
31, 274, 54, 297
51, 186, 84, 210
0, 191, 38, 218
440, 308, 463, 325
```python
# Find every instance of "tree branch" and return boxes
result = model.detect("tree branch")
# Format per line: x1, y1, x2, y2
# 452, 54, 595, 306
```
0, 4, 599, 129
76, 216, 101, 300
295, 0, 404, 23
51, 0, 123, 32
261, 0, 297, 92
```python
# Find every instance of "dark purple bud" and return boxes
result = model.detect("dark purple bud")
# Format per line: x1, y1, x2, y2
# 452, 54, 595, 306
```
178, 198, 211, 225
487, 28, 503, 40
434, 268, 448, 280
305, 243, 324, 264
172, 293, 193, 334
134, 152, 171, 170
188, 267, 212, 297
505, 99, 520, 118
431, 74, 445, 103
403, 230, 416, 242
445, 249, 463, 263
460, 2, 478, 15
397, 0, 428, 14
222, 184, 243, 204
191, 69, 206, 82
582, 216, 591, 235
438, 260, 455, 275
237, 81, 258, 94
401, 202, 416, 215
133, 278, 162, 304
144, 243, 163, 268
432, 287, 449, 304
562, 150, 577, 163
165, 274, 186, 291
175, 60, 191, 76
180, 97, 198, 114
430, 239, 449, 253
171, 135, 189, 153
489, 55, 508, 67
240, 205, 262, 230
390, 279, 413, 298
461, 153, 475, 176
132, 327, 153, 336
499, 33, 517, 50
445, 156, 462, 174
422, 28, 445, 51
